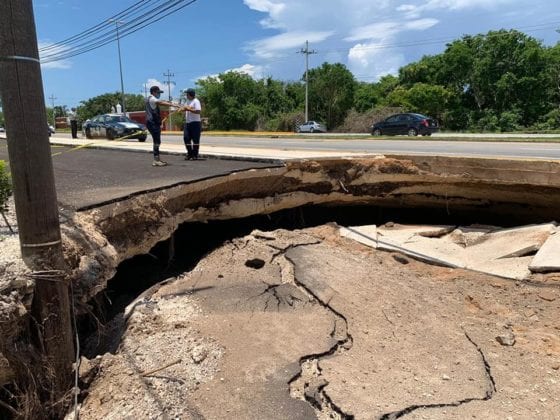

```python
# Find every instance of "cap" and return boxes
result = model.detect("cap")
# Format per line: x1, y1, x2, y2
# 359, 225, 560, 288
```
186, 88, 195, 96
150, 85, 164, 94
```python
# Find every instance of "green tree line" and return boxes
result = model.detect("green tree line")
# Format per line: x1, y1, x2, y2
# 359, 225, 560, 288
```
64, 29, 560, 133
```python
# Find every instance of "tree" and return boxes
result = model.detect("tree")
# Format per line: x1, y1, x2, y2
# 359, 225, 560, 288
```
197, 71, 267, 130
354, 82, 379, 112
307, 62, 356, 129
77, 92, 145, 121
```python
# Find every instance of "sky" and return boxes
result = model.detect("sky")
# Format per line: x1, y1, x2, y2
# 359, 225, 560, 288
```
32, 0, 560, 108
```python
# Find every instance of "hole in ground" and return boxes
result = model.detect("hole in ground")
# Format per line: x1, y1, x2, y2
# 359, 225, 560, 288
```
78, 202, 549, 358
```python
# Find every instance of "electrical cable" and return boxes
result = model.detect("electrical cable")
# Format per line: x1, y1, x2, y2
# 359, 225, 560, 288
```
40, 0, 184, 61
39, 0, 150, 52
40, 0, 176, 59
41, 0, 199, 63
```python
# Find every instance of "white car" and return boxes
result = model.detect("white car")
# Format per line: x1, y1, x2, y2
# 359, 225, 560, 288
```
48, 124, 55, 135
297, 121, 327, 133
0, 126, 5, 133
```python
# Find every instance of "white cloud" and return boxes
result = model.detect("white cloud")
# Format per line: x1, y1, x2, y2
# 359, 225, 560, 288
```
38, 41, 72, 69
398, 0, 515, 18
195, 63, 267, 83
247, 30, 334, 59
143, 78, 176, 100
242, 0, 518, 81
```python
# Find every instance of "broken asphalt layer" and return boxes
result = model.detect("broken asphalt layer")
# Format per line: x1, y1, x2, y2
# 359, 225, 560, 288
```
77, 227, 560, 419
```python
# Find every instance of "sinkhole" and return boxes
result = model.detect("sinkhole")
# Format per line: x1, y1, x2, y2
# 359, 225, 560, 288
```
78, 201, 551, 359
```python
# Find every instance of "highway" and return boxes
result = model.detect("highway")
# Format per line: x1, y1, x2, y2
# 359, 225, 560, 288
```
8, 132, 560, 160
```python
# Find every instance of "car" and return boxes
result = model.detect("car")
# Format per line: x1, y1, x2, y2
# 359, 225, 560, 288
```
297, 121, 327, 133
0, 126, 5, 133
82, 114, 147, 141
48, 124, 55, 135
371, 113, 438, 136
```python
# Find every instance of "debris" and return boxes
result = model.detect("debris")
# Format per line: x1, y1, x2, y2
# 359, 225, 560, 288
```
530, 232, 560, 273
141, 358, 182, 377
538, 291, 557, 302
191, 347, 208, 364
496, 332, 516, 347
442, 374, 450, 381
392, 255, 409, 265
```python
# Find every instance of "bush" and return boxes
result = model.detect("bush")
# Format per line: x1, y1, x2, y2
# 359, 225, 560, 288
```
498, 111, 521, 132
0, 160, 12, 212
335, 107, 404, 133
532, 108, 560, 130
260, 111, 305, 132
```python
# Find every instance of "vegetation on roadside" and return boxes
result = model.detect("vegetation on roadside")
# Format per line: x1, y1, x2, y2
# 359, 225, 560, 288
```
54, 29, 560, 133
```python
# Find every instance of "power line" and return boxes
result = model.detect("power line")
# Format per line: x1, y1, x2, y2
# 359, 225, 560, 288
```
40, 0, 199, 63
40, 0, 175, 60
39, 0, 150, 52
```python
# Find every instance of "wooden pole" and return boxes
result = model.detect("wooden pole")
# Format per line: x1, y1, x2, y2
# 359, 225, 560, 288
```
0, 0, 74, 414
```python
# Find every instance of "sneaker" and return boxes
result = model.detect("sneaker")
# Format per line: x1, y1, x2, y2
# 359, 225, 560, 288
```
152, 159, 168, 167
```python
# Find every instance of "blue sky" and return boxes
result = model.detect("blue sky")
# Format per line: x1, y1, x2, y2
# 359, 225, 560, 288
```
34, 0, 560, 108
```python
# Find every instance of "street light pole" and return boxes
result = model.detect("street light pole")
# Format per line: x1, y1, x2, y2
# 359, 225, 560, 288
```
109, 19, 126, 114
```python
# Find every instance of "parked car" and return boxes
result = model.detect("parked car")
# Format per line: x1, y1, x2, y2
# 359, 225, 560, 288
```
371, 113, 438, 136
82, 114, 147, 141
297, 121, 327, 133
0, 126, 5, 133
48, 124, 55, 135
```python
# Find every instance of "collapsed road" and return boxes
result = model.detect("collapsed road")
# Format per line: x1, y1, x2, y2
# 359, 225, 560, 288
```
1, 142, 560, 418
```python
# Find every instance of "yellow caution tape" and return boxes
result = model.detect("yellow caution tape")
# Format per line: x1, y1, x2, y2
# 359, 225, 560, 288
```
51, 130, 148, 157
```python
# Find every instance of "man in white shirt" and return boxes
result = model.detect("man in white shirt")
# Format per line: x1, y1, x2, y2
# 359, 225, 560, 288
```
182, 88, 202, 160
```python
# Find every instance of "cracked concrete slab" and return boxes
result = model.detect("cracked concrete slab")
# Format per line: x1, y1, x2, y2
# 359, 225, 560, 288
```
137, 230, 334, 419
530, 232, 560, 273
284, 227, 560, 419
67, 226, 560, 419
343, 223, 558, 280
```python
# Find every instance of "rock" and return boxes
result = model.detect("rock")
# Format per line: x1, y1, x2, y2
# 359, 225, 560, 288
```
191, 347, 208, 364
442, 374, 450, 381
538, 291, 557, 302
392, 255, 409, 265
496, 332, 516, 346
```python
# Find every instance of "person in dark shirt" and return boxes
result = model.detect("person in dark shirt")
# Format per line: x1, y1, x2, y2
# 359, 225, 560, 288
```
146, 85, 180, 166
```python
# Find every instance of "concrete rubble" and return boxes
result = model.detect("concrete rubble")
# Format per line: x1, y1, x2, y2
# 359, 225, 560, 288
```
341, 223, 559, 280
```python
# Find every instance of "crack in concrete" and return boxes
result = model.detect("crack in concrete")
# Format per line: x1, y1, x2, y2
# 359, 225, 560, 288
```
378, 330, 496, 420
282, 250, 355, 420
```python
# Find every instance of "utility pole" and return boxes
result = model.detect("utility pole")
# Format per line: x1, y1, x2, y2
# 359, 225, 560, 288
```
299, 40, 317, 122
49, 93, 57, 126
163, 69, 174, 130
109, 19, 126, 114
0, 0, 74, 416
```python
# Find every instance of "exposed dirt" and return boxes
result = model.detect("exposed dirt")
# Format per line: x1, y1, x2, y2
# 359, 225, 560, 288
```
75, 225, 560, 419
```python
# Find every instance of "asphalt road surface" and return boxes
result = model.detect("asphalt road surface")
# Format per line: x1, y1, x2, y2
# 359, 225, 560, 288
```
0, 142, 280, 210
51, 132, 560, 160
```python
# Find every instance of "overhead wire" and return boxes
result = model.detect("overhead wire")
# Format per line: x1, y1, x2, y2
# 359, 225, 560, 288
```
40, 0, 177, 61
39, 0, 150, 52
40, 0, 199, 63
40, 0, 186, 61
